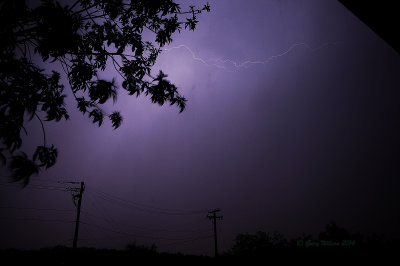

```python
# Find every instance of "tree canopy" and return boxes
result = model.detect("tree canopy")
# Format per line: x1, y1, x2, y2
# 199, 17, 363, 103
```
0, 0, 210, 186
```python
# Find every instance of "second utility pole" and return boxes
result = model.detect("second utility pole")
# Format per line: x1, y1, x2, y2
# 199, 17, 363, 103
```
207, 208, 223, 257
73, 181, 85, 249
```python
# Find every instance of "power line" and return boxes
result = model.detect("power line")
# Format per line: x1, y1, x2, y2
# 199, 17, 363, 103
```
0, 183, 67, 191
87, 187, 207, 215
80, 220, 212, 242
80, 212, 117, 240
83, 186, 213, 238
84, 192, 120, 231
0, 206, 75, 212
88, 188, 203, 214
91, 186, 206, 213
0, 217, 75, 223
81, 206, 211, 236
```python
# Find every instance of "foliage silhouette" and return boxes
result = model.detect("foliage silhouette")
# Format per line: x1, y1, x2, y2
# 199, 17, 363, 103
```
125, 241, 157, 256
231, 231, 288, 257
318, 221, 362, 244
0, 0, 211, 186
229, 221, 399, 258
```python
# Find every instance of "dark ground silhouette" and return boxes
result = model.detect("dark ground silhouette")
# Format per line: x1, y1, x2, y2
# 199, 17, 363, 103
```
1, 222, 399, 264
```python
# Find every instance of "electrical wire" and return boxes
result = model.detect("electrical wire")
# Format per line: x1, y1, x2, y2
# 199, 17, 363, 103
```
87, 187, 208, 216
0, 206, 75, 212
82, 192, 122, 235
81, 206, 211, 237
0, 217, 75, 223
79, 220, 211, 242
0, 182, 67, 191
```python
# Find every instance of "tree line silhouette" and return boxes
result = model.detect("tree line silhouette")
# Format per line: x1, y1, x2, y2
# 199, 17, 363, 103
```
229, 221, 399, 257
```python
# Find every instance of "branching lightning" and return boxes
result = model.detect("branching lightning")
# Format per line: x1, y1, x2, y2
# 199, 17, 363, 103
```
163, 42, 338, 71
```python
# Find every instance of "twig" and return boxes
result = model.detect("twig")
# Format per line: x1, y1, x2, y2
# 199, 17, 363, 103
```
34, 113, 46, 147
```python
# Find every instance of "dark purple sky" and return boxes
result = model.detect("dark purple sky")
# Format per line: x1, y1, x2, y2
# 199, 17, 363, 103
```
1, 0, 400, 256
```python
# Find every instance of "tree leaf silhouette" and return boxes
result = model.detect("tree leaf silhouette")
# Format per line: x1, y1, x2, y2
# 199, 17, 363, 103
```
33, 145, 58, 169
89, 109, 104, 127
9, 152, 40, 188
89, 79, 118, 104
109, 111, 123, 130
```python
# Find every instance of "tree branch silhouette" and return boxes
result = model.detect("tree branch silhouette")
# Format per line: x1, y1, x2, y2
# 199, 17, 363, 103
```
0, 0, 211, 186
34, 113, 46, 147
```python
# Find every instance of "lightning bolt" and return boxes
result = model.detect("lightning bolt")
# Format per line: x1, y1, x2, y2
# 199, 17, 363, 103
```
163, 42, 338, 71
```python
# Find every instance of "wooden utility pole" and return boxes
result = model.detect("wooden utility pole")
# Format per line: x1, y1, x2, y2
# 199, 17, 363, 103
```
207, 208, 223, 257
73, 181, 85, 249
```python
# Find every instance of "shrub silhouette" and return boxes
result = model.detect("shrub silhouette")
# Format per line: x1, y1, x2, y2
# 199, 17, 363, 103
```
231, 231, 288, 256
